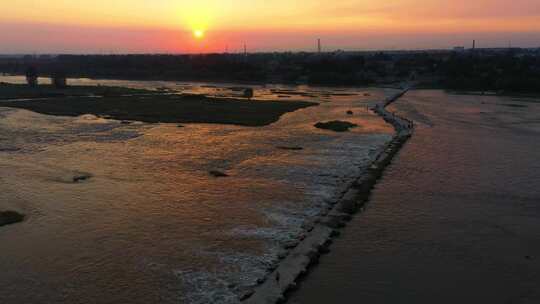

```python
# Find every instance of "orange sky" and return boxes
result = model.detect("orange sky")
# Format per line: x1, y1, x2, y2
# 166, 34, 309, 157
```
1, 0, 540, 53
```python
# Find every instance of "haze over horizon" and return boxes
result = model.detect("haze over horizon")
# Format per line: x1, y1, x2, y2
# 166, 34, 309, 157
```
2, 0, 540, 54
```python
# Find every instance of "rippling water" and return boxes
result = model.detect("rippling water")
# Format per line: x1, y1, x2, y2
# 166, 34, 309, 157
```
0, 77, 398, 303
289, 90, 540, 304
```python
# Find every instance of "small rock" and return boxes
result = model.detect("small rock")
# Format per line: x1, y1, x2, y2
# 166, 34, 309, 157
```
276, 146, 304, 151
330, 229, 341, 237
73, 174, 92, 183
0, 211, 25, 227
283, 240, 299, 249
320, 246, 331, 254
346, 110, 354, 115
0, 147, 21, 152
209, 170, 229, 178
238, 290, 254, 301
278, 252, 288, 259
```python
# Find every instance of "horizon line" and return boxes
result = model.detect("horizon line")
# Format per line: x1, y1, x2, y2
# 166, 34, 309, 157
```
2, 46, 539, 57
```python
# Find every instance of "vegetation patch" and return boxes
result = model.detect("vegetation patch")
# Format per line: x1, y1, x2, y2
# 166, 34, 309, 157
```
314, 120, 358, 132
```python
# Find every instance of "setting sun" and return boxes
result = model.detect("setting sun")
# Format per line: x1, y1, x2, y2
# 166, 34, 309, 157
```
194, 30, 205, 39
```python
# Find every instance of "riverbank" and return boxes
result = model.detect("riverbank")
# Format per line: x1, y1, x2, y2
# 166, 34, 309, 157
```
0, 83, 156, 100
0, 84, 316, 126
243, 89, 413, 303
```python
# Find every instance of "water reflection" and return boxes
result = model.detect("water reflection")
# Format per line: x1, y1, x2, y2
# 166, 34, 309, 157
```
0, 75, 369, 103
289, 90, 540, 304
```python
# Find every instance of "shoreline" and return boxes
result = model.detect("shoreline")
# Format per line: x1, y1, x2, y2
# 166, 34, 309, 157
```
243, 88, 413, 303
0, 73, 395, 90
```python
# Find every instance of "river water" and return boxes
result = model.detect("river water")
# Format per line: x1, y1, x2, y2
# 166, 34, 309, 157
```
0, 77, 398, 303
289, 90, 540, 304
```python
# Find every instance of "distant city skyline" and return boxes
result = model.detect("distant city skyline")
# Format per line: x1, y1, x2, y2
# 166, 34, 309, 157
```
2, 0, 540, 53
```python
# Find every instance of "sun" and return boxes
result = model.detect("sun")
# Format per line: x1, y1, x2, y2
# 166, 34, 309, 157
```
194, 30, 205, 39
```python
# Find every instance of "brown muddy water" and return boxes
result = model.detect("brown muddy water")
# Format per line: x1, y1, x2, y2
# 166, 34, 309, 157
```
0, 76, 398, 303
289, 90, 540, 304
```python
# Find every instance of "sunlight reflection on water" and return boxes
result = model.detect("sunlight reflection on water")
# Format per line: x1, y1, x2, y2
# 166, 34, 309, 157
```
0, 77, 397, 303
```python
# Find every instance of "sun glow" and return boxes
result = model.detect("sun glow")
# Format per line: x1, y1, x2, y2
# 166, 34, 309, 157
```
3, 0, 540, 53
194, 30, 205, 39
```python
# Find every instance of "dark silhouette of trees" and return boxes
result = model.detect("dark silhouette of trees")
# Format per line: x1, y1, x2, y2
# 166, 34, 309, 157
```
25, 66, 38, 87
440, 51, 540, 93
2, 49, 539, 92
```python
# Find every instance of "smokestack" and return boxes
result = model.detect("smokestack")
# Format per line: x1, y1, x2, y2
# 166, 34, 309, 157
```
473, 40, 476, 50
318, 39, 321, 53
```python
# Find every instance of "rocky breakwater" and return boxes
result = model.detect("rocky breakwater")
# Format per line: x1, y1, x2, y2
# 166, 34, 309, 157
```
243, 88, 413, 304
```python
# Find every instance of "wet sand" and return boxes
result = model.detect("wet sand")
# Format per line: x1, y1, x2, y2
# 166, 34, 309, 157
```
288, 90, 540, 303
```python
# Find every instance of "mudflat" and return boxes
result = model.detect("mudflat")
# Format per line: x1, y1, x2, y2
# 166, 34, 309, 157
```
0, 84, 316, 126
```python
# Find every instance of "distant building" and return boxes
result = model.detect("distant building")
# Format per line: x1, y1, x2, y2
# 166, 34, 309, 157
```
453, 46, 465, 52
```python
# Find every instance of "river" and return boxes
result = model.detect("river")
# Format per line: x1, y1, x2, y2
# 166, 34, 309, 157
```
0, 76, 398, 303
288, 90, 540, 304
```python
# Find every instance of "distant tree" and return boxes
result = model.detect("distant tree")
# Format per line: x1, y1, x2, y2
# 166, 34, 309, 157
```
51, 70, 68, 89
243, 88, 254, 100
25, 66, 38, 87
